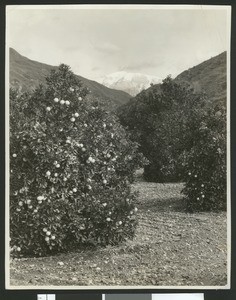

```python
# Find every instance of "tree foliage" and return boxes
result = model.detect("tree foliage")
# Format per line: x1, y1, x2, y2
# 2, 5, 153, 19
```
10, 64, 146, 257
118, 76, 227, 211
118, 76, 205, 182
181, 105, 226, 211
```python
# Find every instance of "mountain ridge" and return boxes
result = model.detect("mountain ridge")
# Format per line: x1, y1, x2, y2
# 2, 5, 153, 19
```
9, 48, 132, 110
99, 71, 161, 96
9, 48, 227, 110
133, 51, 227, 106
175, 51, 227, 104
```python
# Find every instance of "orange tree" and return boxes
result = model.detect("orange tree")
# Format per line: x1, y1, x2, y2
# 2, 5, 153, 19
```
180, 105, 227, 211
118, 76, 205, 182
118, 77, 227, 211
10, 64, 145, 257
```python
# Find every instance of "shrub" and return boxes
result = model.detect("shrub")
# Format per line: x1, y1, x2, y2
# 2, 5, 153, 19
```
10, 64, 145, 257
180, 106, 227, 211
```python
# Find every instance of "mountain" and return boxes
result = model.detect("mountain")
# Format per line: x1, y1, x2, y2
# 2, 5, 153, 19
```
130, 51, 227, 107
117, 51, 227, 124
9, 48, 131, 109
99, 71, 161, 96
175, 51, 227, 105
10, 48, 226, 110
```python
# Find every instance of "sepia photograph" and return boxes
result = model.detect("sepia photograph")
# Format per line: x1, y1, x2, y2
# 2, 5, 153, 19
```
5, 4, 231, 289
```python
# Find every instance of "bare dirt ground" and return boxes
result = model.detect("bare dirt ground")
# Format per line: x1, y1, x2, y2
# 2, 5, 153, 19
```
9, 176, 228, 287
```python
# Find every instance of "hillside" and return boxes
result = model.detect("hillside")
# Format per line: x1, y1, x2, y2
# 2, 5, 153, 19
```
175, 51, 227, 105
9, 48, 131, 109
128, 51, 227, 106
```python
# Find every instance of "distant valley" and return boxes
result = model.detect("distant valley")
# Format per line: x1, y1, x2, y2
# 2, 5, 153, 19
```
9, 48, 227, 110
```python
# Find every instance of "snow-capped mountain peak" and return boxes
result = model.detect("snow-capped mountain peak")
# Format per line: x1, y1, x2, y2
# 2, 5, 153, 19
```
99, 71, 161, 96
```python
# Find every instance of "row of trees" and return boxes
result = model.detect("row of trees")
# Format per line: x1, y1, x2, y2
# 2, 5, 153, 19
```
10, 65, 227, 257
118, 76, 226, 212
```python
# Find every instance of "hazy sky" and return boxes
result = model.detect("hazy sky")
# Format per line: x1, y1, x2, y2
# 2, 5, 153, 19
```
7, 5, 230, 81
152, 294, 204, 300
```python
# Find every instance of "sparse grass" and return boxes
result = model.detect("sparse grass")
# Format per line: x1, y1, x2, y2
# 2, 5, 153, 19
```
9, 175, 227, 287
